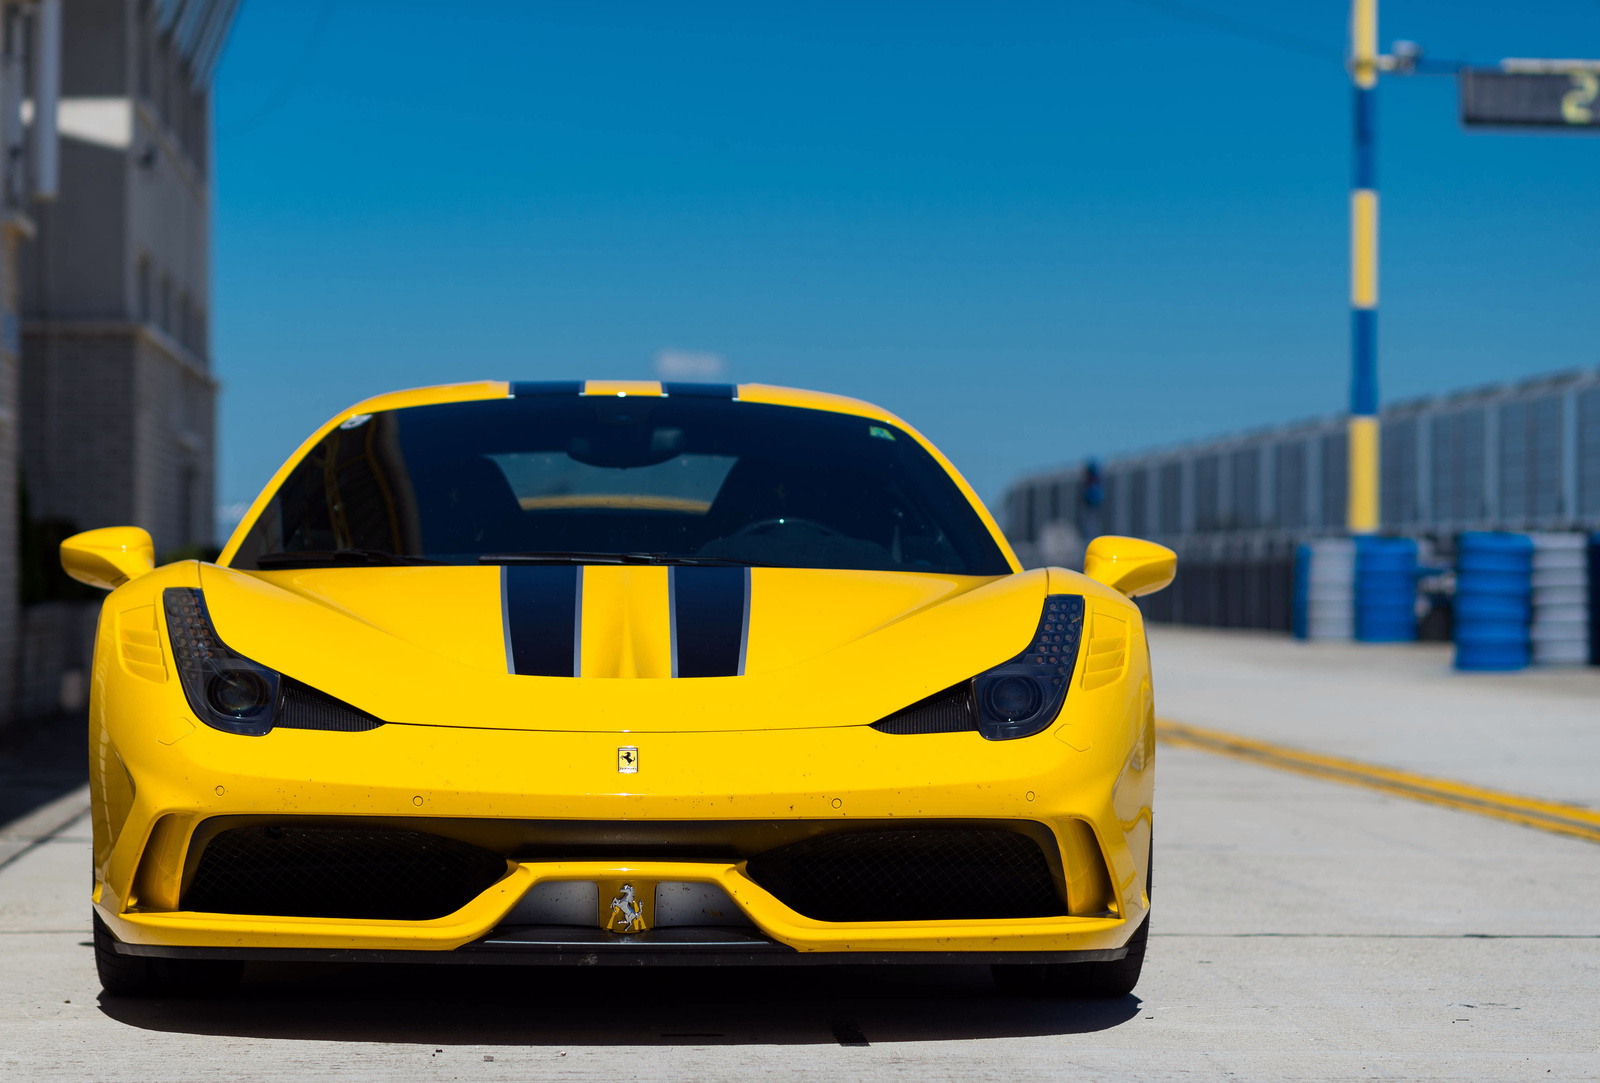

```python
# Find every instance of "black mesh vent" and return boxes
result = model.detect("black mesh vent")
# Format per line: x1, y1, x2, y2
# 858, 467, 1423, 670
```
745, 828, 1065, 922
183, 825, 507, 920
870, 683, 978, 734
276, 678, 384, 731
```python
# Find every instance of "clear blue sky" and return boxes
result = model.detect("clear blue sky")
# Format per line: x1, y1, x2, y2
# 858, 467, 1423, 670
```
212, 0, 1600, 529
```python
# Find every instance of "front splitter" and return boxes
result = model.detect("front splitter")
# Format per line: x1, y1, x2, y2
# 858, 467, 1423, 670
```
109, 923, 1131, 967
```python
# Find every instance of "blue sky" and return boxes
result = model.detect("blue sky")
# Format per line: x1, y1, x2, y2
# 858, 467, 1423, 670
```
212, 1, 1600, 527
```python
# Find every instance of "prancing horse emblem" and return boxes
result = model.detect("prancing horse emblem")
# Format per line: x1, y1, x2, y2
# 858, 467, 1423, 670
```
607, 883, 645, 933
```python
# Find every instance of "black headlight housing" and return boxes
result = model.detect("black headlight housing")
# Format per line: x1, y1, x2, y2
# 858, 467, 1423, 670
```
871, 593, 1087, 741
162, 588, 383, 736
971, 594, 1085, 740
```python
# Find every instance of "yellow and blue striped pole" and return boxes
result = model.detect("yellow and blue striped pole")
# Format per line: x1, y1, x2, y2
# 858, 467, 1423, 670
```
1347, 0, 1380, 534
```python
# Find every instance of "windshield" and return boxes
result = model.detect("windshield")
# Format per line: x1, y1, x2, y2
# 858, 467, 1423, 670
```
229, 394, 1012, 575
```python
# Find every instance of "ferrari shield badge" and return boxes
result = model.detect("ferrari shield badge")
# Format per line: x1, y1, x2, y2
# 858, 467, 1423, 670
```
617, 746, 638, 773
606, 883, 647, 933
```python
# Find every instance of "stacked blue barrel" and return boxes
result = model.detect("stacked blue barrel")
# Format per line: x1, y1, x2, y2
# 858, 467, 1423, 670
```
1355, 537, 1418, 642
1453, 532, 1534, 671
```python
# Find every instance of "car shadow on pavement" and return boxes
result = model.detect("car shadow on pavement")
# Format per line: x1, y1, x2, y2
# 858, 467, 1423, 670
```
97, 962, 1141, 1045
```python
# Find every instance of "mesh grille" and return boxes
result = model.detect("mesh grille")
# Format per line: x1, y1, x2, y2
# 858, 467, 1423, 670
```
870, 683, 978, 735
277, 678, 384, 731
745, 828, 1065, 922
183, 825, 507, 920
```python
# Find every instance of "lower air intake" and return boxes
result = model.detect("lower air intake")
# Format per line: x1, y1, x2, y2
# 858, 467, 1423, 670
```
744, 828, 1065, 922
183, 825, 508, 920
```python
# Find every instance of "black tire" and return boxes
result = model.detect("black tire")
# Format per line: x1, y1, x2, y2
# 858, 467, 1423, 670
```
992, 836, 1152, 999
93, 913, 242, 997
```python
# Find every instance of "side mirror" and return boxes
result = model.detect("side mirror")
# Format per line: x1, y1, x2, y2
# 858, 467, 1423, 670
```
60, 526, 156, 591
1083, 535, 1176, 597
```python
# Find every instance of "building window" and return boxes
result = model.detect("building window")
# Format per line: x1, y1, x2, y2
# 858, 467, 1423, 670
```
1580, 389, 1600, 518
1195, 455, 1220, 532
179, 465, 199, 547
1101, 473, 1120, 536
1159, 463, 1182, 535
137, 256, 151, 323
1499, 396, 1563, 523
1127, 468, 1148, 538
137, 0, 153, 99
1431, 409, 1486, 523
1320, 430, 1348, 531
1530, 396, 1563, 518
1275, 442, 1307, 530
1381, 417, 1418, 526
1232, 447, 1260, 530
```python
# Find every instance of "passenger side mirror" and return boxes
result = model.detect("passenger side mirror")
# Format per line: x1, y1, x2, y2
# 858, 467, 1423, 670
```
1083, 535, 1176, 597
60, 526, 156, 591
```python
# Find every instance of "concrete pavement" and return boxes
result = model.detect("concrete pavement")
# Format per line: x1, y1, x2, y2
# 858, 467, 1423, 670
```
1149, 626, 1600, 806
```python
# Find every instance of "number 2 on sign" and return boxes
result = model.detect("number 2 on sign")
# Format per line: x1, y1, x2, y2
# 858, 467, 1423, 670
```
1562, 72, 1598, 124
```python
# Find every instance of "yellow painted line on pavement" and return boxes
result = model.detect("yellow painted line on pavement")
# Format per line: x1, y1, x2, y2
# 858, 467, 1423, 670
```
1156, 719, 1600, 845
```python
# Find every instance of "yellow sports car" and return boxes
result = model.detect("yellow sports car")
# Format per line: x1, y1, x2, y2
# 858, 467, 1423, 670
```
64, 380, 1172, 998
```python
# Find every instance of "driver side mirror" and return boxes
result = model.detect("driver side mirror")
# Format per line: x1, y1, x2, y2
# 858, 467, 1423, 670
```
1083, 535, 1175, 597
60, 526, 156, 591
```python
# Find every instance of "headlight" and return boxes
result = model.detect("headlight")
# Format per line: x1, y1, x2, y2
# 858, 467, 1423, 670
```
162, 588, 383, 736
971, 594, 1084, 740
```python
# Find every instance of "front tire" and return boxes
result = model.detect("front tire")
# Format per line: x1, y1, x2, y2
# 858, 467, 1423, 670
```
93, 913, 242, 997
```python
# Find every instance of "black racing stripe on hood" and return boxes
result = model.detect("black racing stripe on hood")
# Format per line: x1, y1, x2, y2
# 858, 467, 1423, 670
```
671, 565, 749, 677
510, 380, 582, 396
502, 565, 582, 677
661, 382, 735, 399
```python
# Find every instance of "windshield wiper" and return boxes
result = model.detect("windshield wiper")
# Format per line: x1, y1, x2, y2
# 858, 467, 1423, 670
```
479, 551, 773, 567
256, 549, 445, 569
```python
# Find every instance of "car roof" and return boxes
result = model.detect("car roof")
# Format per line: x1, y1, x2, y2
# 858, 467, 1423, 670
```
337, 380, 902, 426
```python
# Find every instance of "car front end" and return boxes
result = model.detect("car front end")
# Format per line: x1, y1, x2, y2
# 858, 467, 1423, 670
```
73, 380, 1167, 993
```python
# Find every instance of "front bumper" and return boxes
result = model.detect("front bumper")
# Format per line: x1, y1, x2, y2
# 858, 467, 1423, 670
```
95, 678, 1154, 958
103, 855, 1133, 956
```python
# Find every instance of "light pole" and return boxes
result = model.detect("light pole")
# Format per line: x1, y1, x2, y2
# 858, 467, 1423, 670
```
1347, 0, 1380, 535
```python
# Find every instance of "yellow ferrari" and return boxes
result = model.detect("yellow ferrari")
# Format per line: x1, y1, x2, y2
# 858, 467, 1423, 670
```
63, 379, 1172, 998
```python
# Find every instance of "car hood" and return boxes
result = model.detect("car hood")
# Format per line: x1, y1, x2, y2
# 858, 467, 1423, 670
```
199, 563, 1080, 733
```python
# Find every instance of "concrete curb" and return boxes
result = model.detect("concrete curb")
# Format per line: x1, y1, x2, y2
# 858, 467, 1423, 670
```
0, 783, 92, 872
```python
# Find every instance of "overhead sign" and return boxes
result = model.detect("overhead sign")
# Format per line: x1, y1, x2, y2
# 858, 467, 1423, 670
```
1459, 68, 1600, 129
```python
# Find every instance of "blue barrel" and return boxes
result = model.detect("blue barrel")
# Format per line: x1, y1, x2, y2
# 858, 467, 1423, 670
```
1454, 532, 1533, 671
1355, 536, 1417, 642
